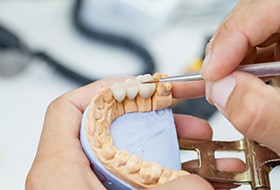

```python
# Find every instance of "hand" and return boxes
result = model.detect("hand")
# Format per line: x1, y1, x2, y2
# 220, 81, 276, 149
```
25, 78, 126, 190
25, 77, 244, 190
200, 0, 280, 155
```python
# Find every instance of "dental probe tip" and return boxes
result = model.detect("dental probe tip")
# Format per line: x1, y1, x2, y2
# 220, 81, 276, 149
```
142, 79, 159, 84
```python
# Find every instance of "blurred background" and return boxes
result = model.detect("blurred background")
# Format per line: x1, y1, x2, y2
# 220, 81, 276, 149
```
0, 0, 279, 189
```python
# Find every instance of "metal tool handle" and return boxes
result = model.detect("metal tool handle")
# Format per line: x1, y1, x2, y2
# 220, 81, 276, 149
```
238, 62, 280, 78
154, 61, 280, 83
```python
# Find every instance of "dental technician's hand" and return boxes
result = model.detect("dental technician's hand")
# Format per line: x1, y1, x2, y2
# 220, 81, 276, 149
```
24, 80, 123, 190
200, 0, 280, 155
26, 78, 223, 190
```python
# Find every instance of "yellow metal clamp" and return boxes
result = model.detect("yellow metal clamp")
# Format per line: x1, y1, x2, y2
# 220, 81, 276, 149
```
179, 138, 280, 190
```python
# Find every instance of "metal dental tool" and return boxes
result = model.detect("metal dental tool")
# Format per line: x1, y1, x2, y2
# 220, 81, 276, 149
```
143, 61, 280, 83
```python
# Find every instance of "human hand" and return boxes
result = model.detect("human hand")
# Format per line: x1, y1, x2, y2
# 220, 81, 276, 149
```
25, 78, 127, 190
25, 77, 244, 190
200, 0, 280, 155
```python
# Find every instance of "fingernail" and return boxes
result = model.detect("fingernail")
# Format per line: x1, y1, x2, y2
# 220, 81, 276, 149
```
210, 74, 236, 110
205, 81, 214, 105
200, 52, 211, 74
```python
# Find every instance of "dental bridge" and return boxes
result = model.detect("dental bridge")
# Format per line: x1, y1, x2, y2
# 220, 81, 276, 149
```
84, 73, 280, 190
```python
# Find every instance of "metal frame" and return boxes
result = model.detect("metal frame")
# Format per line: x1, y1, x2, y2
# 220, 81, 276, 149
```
179, 138, 280, 190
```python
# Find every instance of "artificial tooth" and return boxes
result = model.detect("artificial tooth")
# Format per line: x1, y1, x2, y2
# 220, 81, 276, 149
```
100, 144, 116, 160
124, 79, 138, 99
114, 150, 130, 167
110, 82, 126, 102
139, 161, 163, 184
158, 170, 178, 184
136, 74, 156, 98
126, 155, 142, 174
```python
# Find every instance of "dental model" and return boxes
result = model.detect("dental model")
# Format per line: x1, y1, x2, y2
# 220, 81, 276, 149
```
85, 73, 189, 189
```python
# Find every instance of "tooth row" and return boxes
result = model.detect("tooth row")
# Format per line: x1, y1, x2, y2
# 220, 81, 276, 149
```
110, 74, 156, 102
95, 145, 189, 186
86, 73, 188, 188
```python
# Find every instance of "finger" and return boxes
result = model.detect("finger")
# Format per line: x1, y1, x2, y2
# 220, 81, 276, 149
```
241, 44, 277, 73
240, 47, 257, 65
258, 33, 280, 47
206, 71, 280, 155
201, 0, 280, 81
172, 80, 205, 99
271, 41, 280, 87
212, 158, 246, 189
186, 158, 245, 172
205, 0, 245, 55
232, 42, 279, 70
186, 158, 246, 189
216, 158, 246, 172
174, 114, 212, 140
151, 174, 214, 190
275, 41, 280, 61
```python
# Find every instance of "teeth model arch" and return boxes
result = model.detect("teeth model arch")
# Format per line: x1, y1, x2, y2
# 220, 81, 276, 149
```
83, 73, 189, 189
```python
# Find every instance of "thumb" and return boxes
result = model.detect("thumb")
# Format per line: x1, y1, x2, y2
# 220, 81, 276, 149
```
201, 0, 280, 81
151, 174, 214, 190
206, 71, 280, 155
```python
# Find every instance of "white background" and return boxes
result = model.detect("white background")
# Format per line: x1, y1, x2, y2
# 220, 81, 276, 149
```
0, 0, 279, 189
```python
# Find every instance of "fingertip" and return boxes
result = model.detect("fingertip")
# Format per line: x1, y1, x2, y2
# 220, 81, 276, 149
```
153, 174, 214, 190
171, 80, 205, 99
174, 114, 213, 140
180, 174, 214, 190
207, 74, 237, 112
215, 158, 246, 173
200, 51, 212, 77
201, 31, 249, 81
205, 81, 214, 105
221, 72, 280, 154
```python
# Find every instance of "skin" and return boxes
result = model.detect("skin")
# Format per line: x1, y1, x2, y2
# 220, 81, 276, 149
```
200, 0, 280, 156
25, 78, 244, 190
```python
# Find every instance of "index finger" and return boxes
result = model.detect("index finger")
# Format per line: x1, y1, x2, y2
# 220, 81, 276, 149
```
171, 80, 205, 99
200, 0, 280, 81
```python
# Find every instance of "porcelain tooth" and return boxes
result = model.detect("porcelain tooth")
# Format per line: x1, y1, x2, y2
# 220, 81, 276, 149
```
124, 79, 138, 100
110, 82, 126, 102
136, 74, 156, 98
